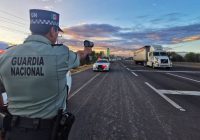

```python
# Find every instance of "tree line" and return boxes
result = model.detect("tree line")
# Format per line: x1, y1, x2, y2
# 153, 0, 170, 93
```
168, 52, 200, 62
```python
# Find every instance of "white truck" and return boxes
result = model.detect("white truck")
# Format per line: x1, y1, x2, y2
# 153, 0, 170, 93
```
133, 45, 172, 69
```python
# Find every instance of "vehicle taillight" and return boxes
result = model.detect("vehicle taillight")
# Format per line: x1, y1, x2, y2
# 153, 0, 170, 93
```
0, 50, 5, 54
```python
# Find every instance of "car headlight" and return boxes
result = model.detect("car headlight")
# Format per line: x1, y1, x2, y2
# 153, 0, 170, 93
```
93, 64, 97, 67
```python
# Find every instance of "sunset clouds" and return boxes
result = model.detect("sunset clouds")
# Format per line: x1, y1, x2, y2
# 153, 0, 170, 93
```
60, 22, 200, 55
1, 0, 200, 56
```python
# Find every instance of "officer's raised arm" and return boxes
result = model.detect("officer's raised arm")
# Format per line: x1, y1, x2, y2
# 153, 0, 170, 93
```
67, 40, 93, 69
67, 50, 80, 70
76, 40, 93, 62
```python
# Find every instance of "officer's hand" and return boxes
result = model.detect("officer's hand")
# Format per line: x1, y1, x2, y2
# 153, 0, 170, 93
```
77, 49, 91, 60
77, 40, 93, 60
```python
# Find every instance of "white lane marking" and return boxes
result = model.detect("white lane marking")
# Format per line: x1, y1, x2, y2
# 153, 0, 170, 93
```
131, 72, 138, 76
145, 82, 186, 112
126, 68, 130, 71
131, 70, 200, 73
72, 67, 92, 75
160, 90, 200, 96
68, 73, 100, 99
132, 66, 145, 68
74, 73, 108, 114
167, 73, 200, 83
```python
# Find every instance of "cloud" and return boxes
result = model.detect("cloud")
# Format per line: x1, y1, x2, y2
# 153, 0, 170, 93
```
117, 23, 200, 44
0, 41, 9, 49
40, 0, 49, 1
37, 0, 63, 10
136, 15, 149, 19
152, 3, 158, 7
60, 23, 200, 56
54, 0, 63, 3
62, 24, 123, 40
172, 35, 200, 44
44, 5, 54, 10
38, 0, 63, 2
164, 12, 185, 18
150, 12, 185, 24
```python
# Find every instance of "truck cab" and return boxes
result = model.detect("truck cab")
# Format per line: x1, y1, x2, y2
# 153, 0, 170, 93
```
147, 45, 172, 69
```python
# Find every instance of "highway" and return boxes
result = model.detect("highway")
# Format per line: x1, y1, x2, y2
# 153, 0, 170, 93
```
68, 61, 200, 140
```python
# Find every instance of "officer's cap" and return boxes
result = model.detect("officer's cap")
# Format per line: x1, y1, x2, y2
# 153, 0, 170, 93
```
30, 9, 63, 32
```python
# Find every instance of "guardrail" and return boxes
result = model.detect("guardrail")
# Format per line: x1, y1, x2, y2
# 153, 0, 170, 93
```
173, 62, 200, 68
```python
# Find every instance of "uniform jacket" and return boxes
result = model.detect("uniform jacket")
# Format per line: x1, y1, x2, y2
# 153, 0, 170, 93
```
0, 35, 79, 118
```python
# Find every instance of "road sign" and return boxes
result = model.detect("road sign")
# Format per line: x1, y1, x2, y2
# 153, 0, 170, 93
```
107, 48, 110, 56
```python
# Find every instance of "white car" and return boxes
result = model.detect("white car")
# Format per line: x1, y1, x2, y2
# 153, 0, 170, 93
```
93, 59, 110, 72
1, 71, 72, 106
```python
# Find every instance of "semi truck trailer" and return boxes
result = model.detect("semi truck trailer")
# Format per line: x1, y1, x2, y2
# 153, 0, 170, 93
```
133, 45, 172, 69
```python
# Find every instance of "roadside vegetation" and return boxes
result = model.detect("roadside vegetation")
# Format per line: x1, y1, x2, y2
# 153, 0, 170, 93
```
80, 51, 111, 65
168, 52, 200, 62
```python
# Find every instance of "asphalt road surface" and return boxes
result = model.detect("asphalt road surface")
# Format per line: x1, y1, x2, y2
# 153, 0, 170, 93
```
68, 61, 200, 140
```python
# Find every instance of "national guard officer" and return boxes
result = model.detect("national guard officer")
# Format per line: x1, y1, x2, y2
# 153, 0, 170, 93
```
0, 9, 91, 140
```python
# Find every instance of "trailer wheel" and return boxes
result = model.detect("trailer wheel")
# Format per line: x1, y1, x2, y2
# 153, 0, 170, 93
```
143, 62, 147, 67
152, 63, 155, 69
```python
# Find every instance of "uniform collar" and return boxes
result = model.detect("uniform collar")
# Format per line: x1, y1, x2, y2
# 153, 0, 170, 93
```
24, 35, 52, 45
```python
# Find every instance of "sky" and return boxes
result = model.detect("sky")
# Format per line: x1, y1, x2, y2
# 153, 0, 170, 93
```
0, 0, 200, 56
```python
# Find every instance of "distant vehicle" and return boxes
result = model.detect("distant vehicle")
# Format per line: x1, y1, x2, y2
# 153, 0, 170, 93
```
110, 58, 117, 62
133, 45, 172, 69
93, 59, 110, 72
0, 45, 7, 55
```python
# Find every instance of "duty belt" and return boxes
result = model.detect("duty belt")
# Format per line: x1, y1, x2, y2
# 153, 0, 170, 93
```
11, 116, 54, 129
